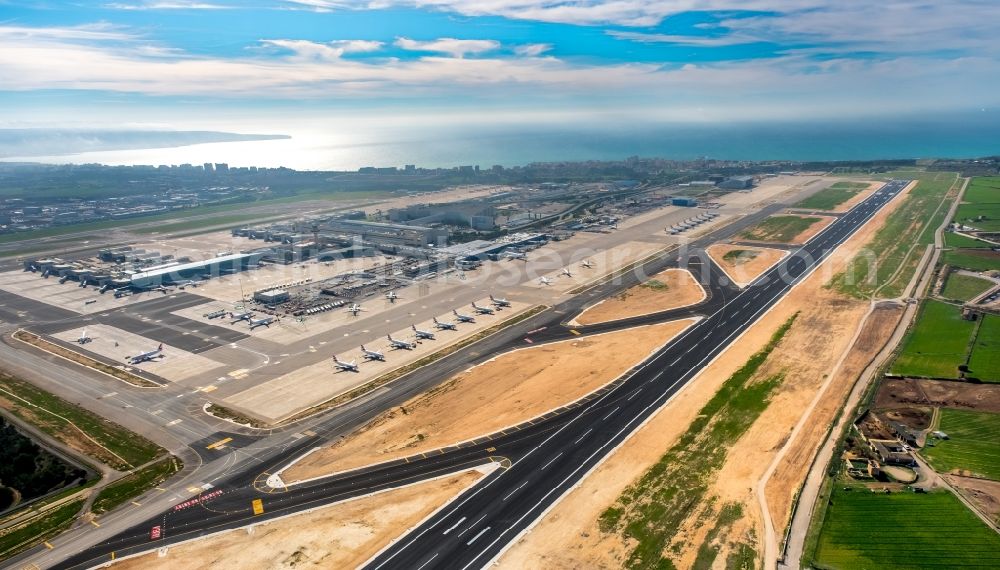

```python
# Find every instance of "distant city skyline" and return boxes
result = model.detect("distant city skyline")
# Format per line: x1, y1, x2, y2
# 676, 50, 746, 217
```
1, 0, 998, 138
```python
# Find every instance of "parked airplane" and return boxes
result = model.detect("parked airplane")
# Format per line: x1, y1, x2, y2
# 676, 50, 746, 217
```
248, 316, 275, 330
346, 303, 365, 316
204, 309, 227, 319
99, 283, 112, 294
471, 302, 494, 315
560, 267, 573, 278
147, 285, 172, 294
539, 277, 553, 286
503, 251, 527, 261
230, 311, 254, 324
174, 279, 201, 289
113, 288, 131, 298
387, 334, 416, 350
432, 317, 457, 331
360, 345, 385, 361
77, 329, 92, 344
581, 259, 595, 268
128, 343, 163, 365
412, 325, 435, 340
489, 295, 512, 308
332, 355, 359, 372
385, 291, 400, 303
453, 309, 476, 323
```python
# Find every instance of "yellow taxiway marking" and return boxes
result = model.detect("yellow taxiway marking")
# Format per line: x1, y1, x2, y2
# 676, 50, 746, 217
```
155, 487, 168, 492
206, 437, 233, 450
43, 542, 54, 550
486, 447, 496, 452
228, 369, 249, 379
89, 519, 100, 528
570, 329, 580, 335
252, 498, 264, 516
111, 552, 116, 560
131, 501, 142, 507
302, 429, 317, 437
187, 486, 202, 493
197, 385, 218, 393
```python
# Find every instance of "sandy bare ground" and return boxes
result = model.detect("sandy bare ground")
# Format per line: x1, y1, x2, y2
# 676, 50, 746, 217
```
109, 470, 483, 570
282, 319, 696, 483
496, 176, 914, 569
945, 475, 1000, 525
706, 244, 789, 288
571, 269, 704, 326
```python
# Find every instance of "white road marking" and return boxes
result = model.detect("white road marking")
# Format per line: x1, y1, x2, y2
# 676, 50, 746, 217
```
540, 452, 563, 471
466, 527, 490, 546
455, 515, 486, 538
416, 553, 439, 570
573, 429, 593, 444
502, 482, 528, 502
602, 406, 619, 421
442, 516, 467, 535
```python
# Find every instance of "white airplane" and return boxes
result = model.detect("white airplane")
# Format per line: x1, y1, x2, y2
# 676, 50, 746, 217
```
385, 291, 400, 303
174, 279, 201, 289
113, 288, 132, 298
148, 285, 172, 294
581, 259, 595, 268
387, 334, 416, 350
360, 345, 385, 361
503, 251, 527, 261
128, 343, 163, 365
230, 311, 253, 324
539, 277, 553, 286
412, 325, 435, 340
332, 355, 359, 372
453, 309, 476, 323
77, 329, 92, 344
560, 267, 573, 278
489, 295, 512, 308
471, 302, 494, 315
248, 316, 275, 330
433, 317, 457, 331
204, 309, 227, 319
346, 303, 365, 316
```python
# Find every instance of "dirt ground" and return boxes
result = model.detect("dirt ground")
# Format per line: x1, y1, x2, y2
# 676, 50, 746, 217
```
282, 319, 696, 483
496, 175, 914, 569
572, 269, 704, 325
946, 475, 1000, 525
875, 378, 1000, 413
109, 470, 482, 570
706, 244, 788, 288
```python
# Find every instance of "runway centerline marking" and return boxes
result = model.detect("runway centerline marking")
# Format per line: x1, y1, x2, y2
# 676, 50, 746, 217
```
442, 516, 467, 535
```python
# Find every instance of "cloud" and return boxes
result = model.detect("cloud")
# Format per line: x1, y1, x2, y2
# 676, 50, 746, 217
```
394, 37, 500, 58
514, 43, 552, 57
259, 39, 384, 60
607, 30, 763, 47
105, 0, 232, 9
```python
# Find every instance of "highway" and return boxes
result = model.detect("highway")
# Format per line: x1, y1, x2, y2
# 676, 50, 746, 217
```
41, 179, 908, 569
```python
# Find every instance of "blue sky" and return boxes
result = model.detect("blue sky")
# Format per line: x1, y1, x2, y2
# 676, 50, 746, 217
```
1, 0, 998, 132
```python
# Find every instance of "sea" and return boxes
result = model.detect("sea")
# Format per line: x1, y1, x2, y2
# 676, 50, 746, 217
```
4, 112, 999, 171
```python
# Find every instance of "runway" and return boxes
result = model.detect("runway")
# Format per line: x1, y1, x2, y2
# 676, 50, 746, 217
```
47, 180, 908, 570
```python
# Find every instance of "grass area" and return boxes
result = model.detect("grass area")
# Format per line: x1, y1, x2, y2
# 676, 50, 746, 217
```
796, 186, 864, 210
132, 212, 291, 235
812, 487, 1000, 569
739, 215, 821, 243
942, 249, 1000, 272
968, 314, 1000, 382
830, 171, 958, 299
641, 278, 668, 291
92, 456, 182, 514
722, 249, 759, 264
955, 176, 1000, 232
922, 409, 1000, 479
0, 373, 163, 469
599, 315, 796, 568
940, 273, 995, 302
0, 498, 84, 561
891, 300, 974, 379
944, 232, 994, 249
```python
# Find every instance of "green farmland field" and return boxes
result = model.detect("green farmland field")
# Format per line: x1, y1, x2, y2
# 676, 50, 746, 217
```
891, 300, 974, 379
943, 232, 993, 249
942, 249, 1000, 272
922, 409, 1000, 479
968, 314, 1000, 382
940, 273, 995, 302
954, 176, 1000, 231
812, 487, 1000, 569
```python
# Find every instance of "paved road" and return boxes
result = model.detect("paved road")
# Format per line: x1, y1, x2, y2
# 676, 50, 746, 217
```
42, 180, 908, 570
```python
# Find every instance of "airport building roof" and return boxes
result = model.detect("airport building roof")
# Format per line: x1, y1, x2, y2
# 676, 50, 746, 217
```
129, 252, 257, 286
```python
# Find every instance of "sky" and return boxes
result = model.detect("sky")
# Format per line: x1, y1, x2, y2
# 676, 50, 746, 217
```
1, 1, 998, 137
